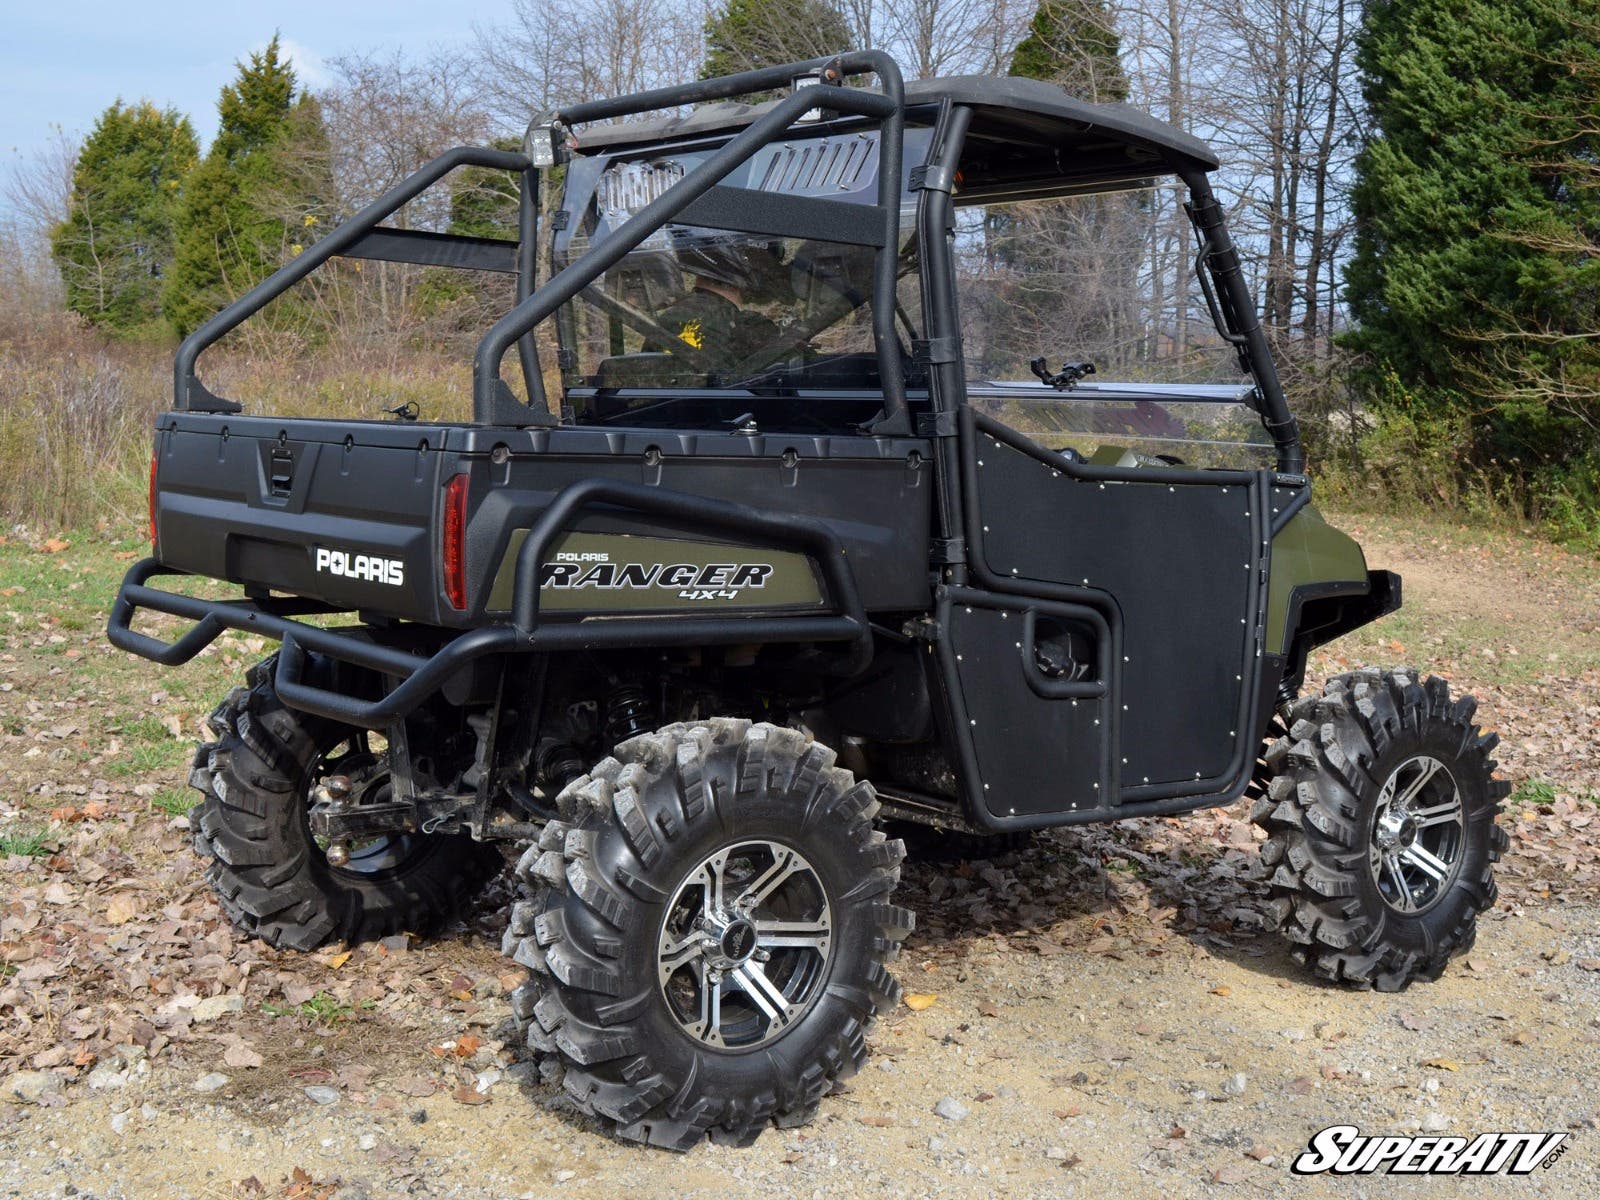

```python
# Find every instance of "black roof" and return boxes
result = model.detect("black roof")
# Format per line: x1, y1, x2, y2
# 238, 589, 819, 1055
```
572, 75, 1219, 173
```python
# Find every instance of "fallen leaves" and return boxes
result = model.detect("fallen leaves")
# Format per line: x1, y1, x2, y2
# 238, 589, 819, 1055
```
450, 1084, 490, 1106
283, 1166, 338, 1200
104, 894, 139, 925
903, 993, 937, 1011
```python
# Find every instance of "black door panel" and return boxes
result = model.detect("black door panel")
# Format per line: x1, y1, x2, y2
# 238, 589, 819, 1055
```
952, 410, 1270, 824
939, 589, 1114, 821
973, 430, 1256, 789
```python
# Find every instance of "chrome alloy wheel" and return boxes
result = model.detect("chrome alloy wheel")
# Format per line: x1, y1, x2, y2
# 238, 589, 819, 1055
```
1367, 755, 1466, 913
656, 840, 833, 1049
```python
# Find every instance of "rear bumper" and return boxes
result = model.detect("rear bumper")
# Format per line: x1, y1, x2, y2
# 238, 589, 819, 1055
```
110, 479, 874, 728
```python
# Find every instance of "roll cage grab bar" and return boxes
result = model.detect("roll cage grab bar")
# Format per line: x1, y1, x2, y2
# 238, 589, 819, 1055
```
170, 49, 1303, 472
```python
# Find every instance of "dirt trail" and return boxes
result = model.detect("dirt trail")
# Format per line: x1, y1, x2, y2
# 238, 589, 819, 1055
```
3, 902, 1596, 1199
2, 514, 1598, 1198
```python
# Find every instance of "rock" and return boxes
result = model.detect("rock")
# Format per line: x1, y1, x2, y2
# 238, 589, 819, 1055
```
109, 1111, 129, 1135
194, 1073, 229, 1093
305, 1085, 340, 1106
1282, 1029, 1307, 1042
1422, 1078, 1440, 1094
8, 1070, 62, 1104
928, 1136, 946, 1152
86, 1064, 127, 1090
1221, 1073, 1249, 1098
1046, 1146, 1072, 1160
1421, 1112, 1450, 1133
934, 1097, 970, 1121
191, 994, 244, 1023
504, 1061, 540, 1087
358, 1133, 378, 1151
554, 1170, 577, 1183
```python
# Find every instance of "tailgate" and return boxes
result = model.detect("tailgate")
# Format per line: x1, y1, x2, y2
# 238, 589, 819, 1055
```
152, 414, 457, 625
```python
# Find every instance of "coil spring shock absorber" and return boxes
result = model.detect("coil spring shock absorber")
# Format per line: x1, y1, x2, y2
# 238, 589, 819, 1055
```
603, 684, 657, 748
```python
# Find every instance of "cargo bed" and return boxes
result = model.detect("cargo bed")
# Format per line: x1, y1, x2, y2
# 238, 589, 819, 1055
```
152, 412, 935, 628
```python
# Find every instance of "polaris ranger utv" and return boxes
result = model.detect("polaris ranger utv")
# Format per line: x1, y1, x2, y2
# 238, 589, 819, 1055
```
110, 52, 1508, 1148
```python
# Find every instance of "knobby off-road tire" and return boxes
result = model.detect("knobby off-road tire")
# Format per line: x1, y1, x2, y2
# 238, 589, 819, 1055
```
1253, 669, 1510, 991
189, 656, 502, 951
504, 719, 913, 1150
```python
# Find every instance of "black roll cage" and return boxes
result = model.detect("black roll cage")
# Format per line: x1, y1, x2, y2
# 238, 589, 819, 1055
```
169, 48, 1301, 471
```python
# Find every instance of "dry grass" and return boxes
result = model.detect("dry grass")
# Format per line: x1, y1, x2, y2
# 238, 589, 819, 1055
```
0, 313, 480, 530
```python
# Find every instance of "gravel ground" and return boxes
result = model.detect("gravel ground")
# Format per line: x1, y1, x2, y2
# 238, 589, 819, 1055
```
2, 883, 1595, 1200
3, 519, 1597, 1198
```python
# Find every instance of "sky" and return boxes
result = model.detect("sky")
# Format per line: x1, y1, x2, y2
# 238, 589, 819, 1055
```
1, 0, 515, 188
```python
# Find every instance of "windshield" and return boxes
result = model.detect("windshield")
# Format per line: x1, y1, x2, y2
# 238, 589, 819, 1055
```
968, 385, 1276, 470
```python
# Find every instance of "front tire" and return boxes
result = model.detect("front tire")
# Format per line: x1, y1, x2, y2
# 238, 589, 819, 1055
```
504, 719, 912, 1150
190, 656, 503, 951
1253, 669, 1509, 991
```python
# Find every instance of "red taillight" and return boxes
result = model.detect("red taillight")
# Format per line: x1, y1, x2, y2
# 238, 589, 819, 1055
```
148, 452, 159, 551
442, 473, 469, 609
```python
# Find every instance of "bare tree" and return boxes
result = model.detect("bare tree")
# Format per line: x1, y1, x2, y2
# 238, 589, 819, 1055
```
2, 125, 77, 250
0, 126, 78, 319
474, 0, 709, 132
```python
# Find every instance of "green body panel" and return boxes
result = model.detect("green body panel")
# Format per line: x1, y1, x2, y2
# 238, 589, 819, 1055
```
486, 531, 826, 614
1266, 505, 1370, 653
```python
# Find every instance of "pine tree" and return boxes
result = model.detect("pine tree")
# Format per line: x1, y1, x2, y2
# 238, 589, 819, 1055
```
1009, 0, 1128, 102
163, 36, 330, 335
449, 136, 523, 240
1344, 0, 1600, 502
50, 101, 198, 335
702, 0, 852, 82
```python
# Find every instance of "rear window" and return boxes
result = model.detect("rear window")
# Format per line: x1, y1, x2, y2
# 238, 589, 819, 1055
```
554, 127, 932, 426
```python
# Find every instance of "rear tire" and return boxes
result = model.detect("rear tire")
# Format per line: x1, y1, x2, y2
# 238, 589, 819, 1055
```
189, 656, 502, 951
504, 719, 912, 1150
1253, 669, 1509, 991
